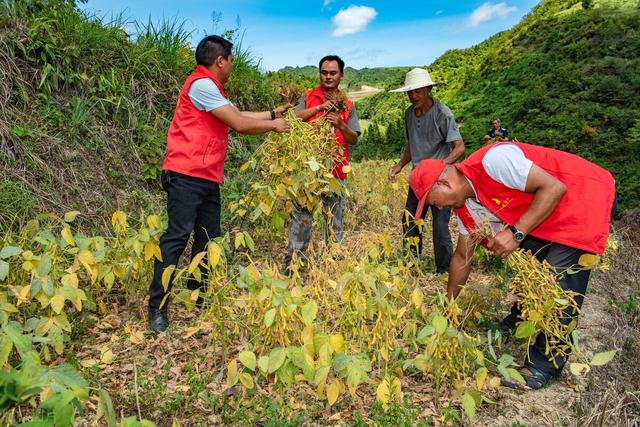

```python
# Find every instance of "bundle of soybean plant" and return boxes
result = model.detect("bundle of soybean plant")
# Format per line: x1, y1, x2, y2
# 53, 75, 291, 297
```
468, 221, 579, 366
506, 251, 580, 365
233, 109, 348, 228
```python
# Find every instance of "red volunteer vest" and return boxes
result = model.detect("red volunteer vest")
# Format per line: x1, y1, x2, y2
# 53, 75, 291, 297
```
162, 65, 229, 183
455, 142, 615, 254
304, 86, 354, 180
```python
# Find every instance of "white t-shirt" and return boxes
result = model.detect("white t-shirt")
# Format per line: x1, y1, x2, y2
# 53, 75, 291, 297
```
457, 144, 533, 236
188, 78, 231, 112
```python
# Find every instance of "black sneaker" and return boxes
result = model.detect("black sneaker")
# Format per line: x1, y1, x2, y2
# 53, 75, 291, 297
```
149, 306, 169, 333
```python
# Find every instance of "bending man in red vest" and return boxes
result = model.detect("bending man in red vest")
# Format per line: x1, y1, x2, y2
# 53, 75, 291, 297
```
148, 35, 290, 333
283, 55, 361, 270
409, 141, 616, 390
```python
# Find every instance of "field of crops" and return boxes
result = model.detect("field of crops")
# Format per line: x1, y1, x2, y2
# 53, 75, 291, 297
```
2, 156, 636, 426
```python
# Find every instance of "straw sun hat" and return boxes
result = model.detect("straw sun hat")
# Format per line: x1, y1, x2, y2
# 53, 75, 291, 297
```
389, 68, 445, 93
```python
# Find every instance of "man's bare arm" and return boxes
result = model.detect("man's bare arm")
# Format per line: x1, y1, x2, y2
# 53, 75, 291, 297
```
211, 105, 289, 134
447, 234, 476, 298
442, 139, 465, 164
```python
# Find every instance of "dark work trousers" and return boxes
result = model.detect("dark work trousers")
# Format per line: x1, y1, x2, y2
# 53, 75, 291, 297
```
148, 171, 221, 310
402, 187, 452, 273
507, 235, 592, 377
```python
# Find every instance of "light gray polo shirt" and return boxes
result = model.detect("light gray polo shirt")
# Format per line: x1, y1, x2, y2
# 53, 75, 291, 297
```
405, 101, 462, 166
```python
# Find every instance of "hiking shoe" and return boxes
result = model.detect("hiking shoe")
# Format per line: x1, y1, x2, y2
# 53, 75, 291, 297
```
149, 306, 169, 333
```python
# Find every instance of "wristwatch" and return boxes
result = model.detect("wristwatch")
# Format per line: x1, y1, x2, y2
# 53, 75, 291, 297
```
510, 225, 526, 243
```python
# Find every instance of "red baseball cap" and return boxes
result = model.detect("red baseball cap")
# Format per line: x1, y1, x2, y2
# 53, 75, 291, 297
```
409, 159, 446, 220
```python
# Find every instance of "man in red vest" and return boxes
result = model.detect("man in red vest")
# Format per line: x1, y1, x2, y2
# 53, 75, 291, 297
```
409, 141, 616, 390
148, 35, 291, 333
283, 55, 361, 269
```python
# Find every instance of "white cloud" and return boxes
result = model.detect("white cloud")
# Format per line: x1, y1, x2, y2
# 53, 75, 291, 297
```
331, 5, 378, 37
435, 10, 444, 15
323, 0, 335, 7
467, 2, 517, 27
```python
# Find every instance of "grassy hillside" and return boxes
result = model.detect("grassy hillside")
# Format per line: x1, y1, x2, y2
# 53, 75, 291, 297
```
355, 0, 640, 209
279, 65, 412, 91
0, 0, 281, 231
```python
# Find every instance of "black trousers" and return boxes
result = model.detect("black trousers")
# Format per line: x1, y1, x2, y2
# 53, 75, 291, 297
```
506, 236, 592, 376
402, 187, 452, 273
148, 171, 221, 310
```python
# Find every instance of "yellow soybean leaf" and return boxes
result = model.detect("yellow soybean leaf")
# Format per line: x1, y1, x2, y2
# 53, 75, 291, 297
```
80, 358, 98, 368
238, 351, 257, 372
100, 349, 114, 365
590, 350, 617, 366
61, 227, 75, 246
146, 214, 162, 229
569, 362, 591, 376
161, 265, 175, 291
578, 254, 600, 269
376, 378, 390, 404
50, 295, 65, 314
188, 252, 206, 274
432, 315, 447, 335
390, 377, 403, 401
78, 250, 96, 266
462, 392, 476, 420
475, 367, 488, 390
226, 359, 239, 387
489, 376, 501, 388
111, 211, 127, 231
380, 346, 389, 361
208, 243, 222, 268
143, 242, 155, 261
61, 273, 79, 288
63, 211, 81, 222
411, 287, 424, 308
234, 233, 244, 249
329, 334, 344, 353
326, 380, 341, 406
239, 372, 254, 389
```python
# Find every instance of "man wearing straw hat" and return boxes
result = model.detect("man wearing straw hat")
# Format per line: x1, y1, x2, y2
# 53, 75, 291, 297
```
388, 68, 465, 273
408, 142, 616, 390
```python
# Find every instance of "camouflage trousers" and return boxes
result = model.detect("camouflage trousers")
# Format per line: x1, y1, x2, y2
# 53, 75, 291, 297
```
284, 194, 345, 266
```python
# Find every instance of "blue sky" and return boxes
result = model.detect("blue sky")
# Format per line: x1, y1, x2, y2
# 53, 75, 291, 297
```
79, 0, 539, 71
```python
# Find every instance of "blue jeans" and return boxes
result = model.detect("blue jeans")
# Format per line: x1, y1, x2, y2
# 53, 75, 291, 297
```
148, 171, 221, 310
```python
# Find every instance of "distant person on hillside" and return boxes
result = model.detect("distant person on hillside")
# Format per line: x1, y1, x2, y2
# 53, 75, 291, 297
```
483, 118, 509, 142
408, 142, 616, 390
148, 35, 291, 333
283, 55, 361, 271
388, 68, 465, 274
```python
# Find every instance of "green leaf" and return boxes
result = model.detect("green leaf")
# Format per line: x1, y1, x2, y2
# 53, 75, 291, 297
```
462, 391, 477, 420
3, 322, 32, 356
0, 246, 22, 259
97, 389, 117, 427
0, 333, 13, 367
590, 350, 617, 366
301, 300, 318, 326
257, 356, 269, 373
417, 325, 435, 343
46, 364, 89, 388
432, 315, 447, 335
515, 321, 536, 339
238, 351, 257, 372
268, 347, 287, 374
264, 308, 276, 327
0, 260, 9, 281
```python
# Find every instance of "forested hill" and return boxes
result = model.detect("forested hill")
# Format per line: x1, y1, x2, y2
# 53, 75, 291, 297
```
355, 0, 640, 209
278, 65, 412, 91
